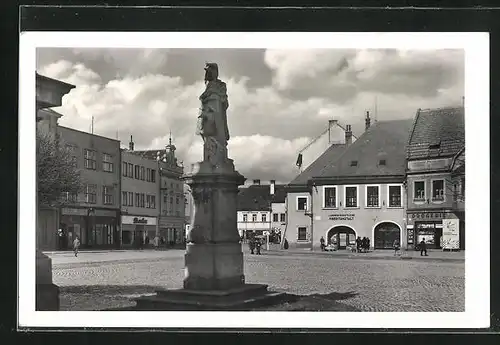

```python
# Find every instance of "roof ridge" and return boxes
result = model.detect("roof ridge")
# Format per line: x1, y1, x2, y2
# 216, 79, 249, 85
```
407, 108, 421, 148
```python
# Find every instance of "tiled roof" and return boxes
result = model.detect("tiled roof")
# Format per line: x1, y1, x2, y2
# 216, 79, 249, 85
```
237, 184, 287, 211
289, 144, 347, 185
315, 119, 414, 179
407, 107, 464, 160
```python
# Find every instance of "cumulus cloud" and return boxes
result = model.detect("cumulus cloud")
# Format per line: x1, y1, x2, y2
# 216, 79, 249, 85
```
37, 48, 464, 183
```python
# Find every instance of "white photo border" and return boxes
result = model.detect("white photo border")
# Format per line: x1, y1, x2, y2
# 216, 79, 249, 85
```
19, 31, 490, 329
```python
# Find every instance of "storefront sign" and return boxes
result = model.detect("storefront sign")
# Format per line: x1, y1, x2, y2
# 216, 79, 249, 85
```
121, 215, 157, 225
442, 218, 459, 250
328, 213, 355, 221
410, 212, 445, 220
61, 208, 87, 216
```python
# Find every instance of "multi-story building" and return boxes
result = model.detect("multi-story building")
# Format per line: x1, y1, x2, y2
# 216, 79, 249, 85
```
270, 181, 287, 240
285, 120, 355, 249
134, 136, 185, 246
36, 73, 75, 251
57, 125, 121, 249
405, 107, 465, 251
285, 117, 413, 251
120, 137, 160, 247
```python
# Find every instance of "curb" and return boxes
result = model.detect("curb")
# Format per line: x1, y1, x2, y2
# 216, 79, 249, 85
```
257, 250, 464, 263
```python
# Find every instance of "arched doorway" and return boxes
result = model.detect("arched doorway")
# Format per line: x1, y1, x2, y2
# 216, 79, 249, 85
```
327, 226, 356, 250
374, 222, 401, 249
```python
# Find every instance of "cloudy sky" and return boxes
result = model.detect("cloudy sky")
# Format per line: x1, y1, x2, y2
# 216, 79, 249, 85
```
37, 48, 464, 183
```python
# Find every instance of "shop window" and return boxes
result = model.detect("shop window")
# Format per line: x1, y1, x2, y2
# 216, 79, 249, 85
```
252, 214, 257, 222
298, 227, 307, 241
345, 186, 358, 208
323, 186, 337, 208
280, 213, 286, 222
366, 185, 379, 208
388, 185, 402, 208
297, 197, 308, 211
128, 163, 133, 177
103, 186, 114, 205
273, 213, 279, 222
262, 214, 267, 222
432, 180, 445, 201
85, 184, 97, 204
102, 153, 113, 172
122, 162, 128, 177
84, 149, 96, 170
413, 181, 425, 201
243, 214, 248, 222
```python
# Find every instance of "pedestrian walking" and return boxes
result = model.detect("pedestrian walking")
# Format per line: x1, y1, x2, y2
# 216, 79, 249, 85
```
320, 236, 325, 251
419, 238, 428, 256
356, 236, 362, 253
153, 236, 160, 250
393, 239, 400, 256
249, 237, 255, 254
255, 238, 262, 255
72, 236, 80, 257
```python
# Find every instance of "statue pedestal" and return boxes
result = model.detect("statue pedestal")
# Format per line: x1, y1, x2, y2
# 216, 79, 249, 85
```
36, 250, 59, 310
134, 160, 286, 310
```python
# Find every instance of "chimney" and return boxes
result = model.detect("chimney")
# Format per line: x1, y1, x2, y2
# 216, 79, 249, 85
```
270, 180, 276, 195
129, 135, 134, 151
253, 179, 261, 185
365, 111, 371, 131
345, 125, 353, 146
328, 119, 338, 144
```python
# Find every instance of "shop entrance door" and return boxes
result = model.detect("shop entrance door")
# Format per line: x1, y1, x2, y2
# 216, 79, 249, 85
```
374, 222, 401, 249
327, 226, 356, 250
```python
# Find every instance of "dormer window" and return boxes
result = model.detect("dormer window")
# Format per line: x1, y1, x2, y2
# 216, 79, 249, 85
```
350, 160, 358, 167
379, 159, 386, 166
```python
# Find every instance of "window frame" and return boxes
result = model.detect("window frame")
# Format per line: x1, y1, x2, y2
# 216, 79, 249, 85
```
83, 149, 97, 170
85, 184, 97, 204
297, 226, 308, 241
387, 184, 403, 208
280, 213, 286, 223
103, 185, 114, 205
122, 191, 128, 206
135, 192, 140, 207
146, 168, 151, 182
365, 184, 381, 208
252, 214, 257, 222
140, 166, 145, 180
128, 192, 133, 206
102, 153, 114, 173
135, 165, 140, 179
261, 213, 267, 223
127, 163, 134, 177
344, 185, 359, 208
151, 169, 156, 183
273, 213, 279, 222
296, 196, 309, 211
243, 214, 248, 222
431, 179, 446, 203
122, 162, 128, 177
413, 180, 426, 203
322, 185, 338, 209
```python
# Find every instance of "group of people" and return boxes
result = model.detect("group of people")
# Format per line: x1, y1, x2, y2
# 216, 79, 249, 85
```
355, 237, 371, 253
248, 236, 263, 255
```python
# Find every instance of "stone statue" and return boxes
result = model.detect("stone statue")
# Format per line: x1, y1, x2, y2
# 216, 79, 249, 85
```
196, 63, 230, 166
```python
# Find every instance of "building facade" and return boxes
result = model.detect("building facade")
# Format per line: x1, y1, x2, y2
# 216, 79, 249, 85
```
57, 126, 121, 249
120, 139, 160, 247
134, 137, 185, 246
36, 73, 75, 251
286, 118, 413, 251
406, 107, 465, 251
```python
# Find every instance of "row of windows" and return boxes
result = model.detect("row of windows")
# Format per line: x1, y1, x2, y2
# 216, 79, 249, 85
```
242, 213, 269, 223
413, 178, 465, 202
272, 213, 287, 223
296, 185, 404, 211
121, 191, 156, 209
77, 148, 115, 173
122, 162, 156, 182
62, 184, 115, 205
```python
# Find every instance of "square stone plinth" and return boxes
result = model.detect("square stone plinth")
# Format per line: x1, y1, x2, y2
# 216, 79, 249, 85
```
134, 284, 287, 311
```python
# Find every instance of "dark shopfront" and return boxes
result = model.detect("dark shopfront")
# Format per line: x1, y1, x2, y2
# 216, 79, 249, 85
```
121, 215, 157, 247
60, 207, 120, 249
407, 211, 448, 250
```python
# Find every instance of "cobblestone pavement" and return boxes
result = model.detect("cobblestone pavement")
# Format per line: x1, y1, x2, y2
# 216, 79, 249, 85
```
52, 251, 464, 312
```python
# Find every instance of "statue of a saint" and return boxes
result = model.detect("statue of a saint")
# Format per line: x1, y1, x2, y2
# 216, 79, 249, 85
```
196, 63, 230, 166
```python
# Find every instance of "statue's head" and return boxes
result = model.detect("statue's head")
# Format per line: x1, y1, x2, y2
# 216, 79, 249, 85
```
204, 63, 219, 82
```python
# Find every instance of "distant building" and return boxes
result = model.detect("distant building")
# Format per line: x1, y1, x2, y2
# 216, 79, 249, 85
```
56, 125, 121, 249
237, 180, 286, 240
120, 136, 160, 247
406, 107, 465, 250
270, 180, 287, 238
134, 136, 185, 246
285, 116, 413, 251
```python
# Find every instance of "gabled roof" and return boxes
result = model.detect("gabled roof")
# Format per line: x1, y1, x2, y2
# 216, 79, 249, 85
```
314, 119, 414, 179
407, 107, 464, 160
237, 184, 287, 211
289, 143, 347, 186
